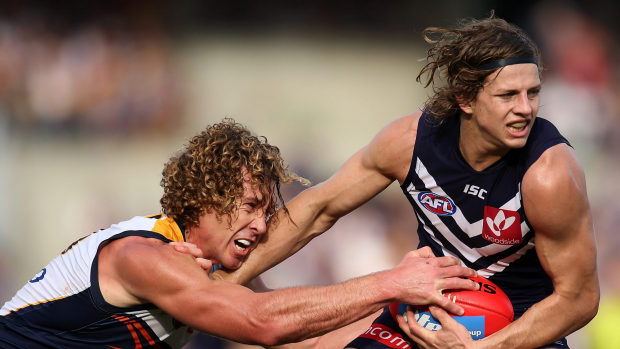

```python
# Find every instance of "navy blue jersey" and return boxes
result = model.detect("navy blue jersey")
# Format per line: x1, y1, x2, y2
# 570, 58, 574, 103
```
0, 214, 197, 349
400, 112, 570, 311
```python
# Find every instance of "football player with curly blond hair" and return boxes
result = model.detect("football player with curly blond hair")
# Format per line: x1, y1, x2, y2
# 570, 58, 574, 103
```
0, 119, 477, 349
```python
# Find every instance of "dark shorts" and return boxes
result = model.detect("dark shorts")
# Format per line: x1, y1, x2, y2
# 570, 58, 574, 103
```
344, 306, 569, 349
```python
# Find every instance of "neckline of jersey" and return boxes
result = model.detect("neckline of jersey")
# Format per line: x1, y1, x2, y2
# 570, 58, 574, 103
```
452, 115, 517, 175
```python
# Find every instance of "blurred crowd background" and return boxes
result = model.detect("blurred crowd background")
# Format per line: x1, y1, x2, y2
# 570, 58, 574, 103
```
0, 1, 619, 348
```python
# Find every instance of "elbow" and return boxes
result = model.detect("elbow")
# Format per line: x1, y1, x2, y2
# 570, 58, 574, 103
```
571, 285, 600, 329
299, 186, 340, 238
584, 278, 601, 323
583, 290, 600, 325
310, 214, 338, 239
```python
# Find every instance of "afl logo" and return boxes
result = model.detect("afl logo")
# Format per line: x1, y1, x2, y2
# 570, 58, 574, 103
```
418, 192, 457, 216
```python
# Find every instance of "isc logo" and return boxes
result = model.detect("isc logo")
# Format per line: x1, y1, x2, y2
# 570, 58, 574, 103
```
417, 192, 457, 216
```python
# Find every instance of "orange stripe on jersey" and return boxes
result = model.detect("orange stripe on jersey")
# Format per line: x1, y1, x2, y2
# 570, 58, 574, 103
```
134, 322, 160, 347
112, 314, 131, 322
125, 323, 143, 349
113, 314, 158, 349
112, 315, 140, 325
151, 215, 184, 242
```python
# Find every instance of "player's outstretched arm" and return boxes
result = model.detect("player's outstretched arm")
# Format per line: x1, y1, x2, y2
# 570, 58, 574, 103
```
213, 112, 423, 286
265, 310, 383, 349
103, 238, 478, 346
172, 241, 383, 349
397, 143, 599, 349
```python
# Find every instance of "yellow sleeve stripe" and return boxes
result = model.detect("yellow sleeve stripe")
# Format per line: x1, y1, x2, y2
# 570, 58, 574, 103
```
151, 216, 184, 242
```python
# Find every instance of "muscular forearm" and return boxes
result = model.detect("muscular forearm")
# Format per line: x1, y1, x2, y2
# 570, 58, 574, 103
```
201, 249, 478, 346
265, 310, 381, 349
221, 270, 397, 346
476, 284, 599, 349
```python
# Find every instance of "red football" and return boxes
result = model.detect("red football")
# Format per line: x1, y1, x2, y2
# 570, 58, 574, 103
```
390, 275, 514, 339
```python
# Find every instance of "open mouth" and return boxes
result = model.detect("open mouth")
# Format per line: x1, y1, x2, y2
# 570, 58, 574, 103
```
234, 239, 252, 252
507, 121, 527, 133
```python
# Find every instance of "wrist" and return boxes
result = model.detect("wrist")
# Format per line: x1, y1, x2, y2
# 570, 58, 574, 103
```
473, 336, 500, 349
370, 269, 401, 304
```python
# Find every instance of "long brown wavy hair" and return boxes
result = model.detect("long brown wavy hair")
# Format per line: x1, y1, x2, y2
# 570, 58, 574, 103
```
417, 13, 543, 121
160, 118, 309, 228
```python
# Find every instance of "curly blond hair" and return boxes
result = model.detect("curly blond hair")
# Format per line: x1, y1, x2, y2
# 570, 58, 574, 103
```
160, 118, 309, 228
417, 13, 543, 121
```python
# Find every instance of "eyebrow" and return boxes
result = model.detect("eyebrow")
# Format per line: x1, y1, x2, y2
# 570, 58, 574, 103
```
495, 84, 541, 94
243, 192, 266, 204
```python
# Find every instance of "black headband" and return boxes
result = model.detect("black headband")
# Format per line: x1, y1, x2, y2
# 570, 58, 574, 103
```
476, 57, 538, 71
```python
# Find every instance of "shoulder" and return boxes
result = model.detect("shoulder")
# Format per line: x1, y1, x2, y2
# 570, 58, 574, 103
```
106, 236, 197, 279
529, 117, 563, 138
102, 235, 168, 263
373, 110, 423, 143
364, 110, 422, 182
99, 236, 201, 305
522, 143, 584, 195
521, 117, 569, 166
522, 143, 588, 235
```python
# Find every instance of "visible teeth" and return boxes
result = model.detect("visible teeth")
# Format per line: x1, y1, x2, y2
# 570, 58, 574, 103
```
234, 239, 251, 251
508, 121, 527, 132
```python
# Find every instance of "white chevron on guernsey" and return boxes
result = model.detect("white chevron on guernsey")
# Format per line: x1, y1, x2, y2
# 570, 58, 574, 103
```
409, 157, 535, 276
411, 158, 484, 238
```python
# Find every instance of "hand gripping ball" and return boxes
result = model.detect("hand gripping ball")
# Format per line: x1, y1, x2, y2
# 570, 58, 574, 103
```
389, 275, 514, 340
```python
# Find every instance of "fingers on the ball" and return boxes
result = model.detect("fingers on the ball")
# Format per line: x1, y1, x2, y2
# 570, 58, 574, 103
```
404, 307, 431, 344
428, 306, 458, 330
434, 294, 465, 316
395, 314, 411, 335
440, 274, 479, 291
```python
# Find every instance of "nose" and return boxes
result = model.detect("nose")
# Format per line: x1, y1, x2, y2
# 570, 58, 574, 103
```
250, 213, 268, 235
513, 91, 533, 116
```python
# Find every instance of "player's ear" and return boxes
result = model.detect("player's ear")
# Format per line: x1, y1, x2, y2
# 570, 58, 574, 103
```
185, 225, 193, 240
456, 94, 474, 115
